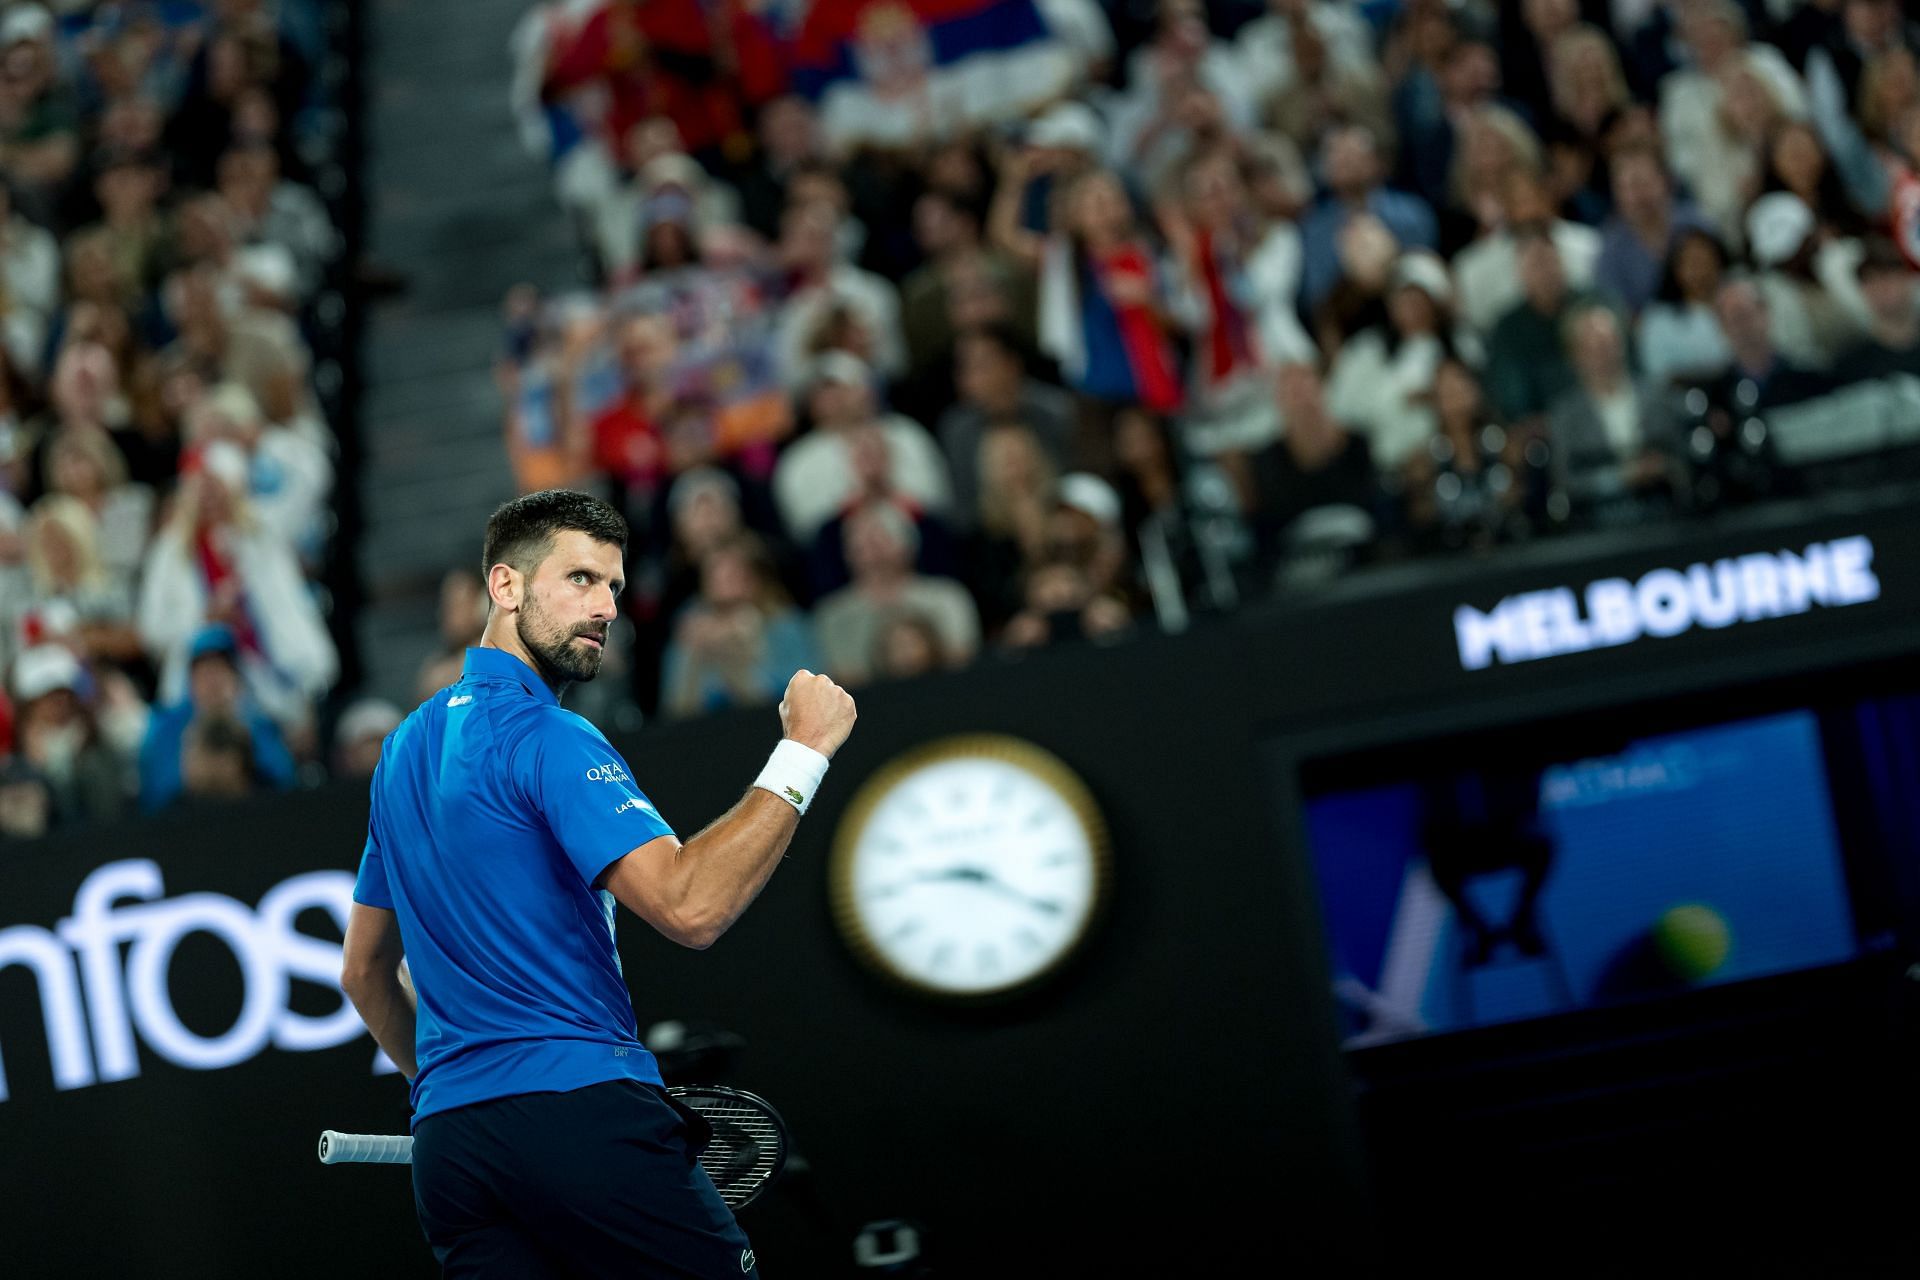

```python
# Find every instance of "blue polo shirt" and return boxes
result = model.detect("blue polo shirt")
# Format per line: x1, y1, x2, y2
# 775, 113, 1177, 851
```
354, 646, 676, 1125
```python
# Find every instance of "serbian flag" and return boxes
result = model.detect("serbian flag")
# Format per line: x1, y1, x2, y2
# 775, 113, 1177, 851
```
789, 0, 1083, 149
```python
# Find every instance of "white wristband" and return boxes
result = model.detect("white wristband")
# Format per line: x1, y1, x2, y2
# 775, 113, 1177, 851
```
753, 739, 830, 814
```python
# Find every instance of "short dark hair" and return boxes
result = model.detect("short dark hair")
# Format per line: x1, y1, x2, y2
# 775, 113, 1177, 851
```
481, 489, 628, 585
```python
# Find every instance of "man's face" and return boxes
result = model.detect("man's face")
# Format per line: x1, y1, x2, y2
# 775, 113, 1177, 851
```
511, 531, 623, 686
955, 335, 1018, 408
1716, 280, 1770, 348
190, 653, 242, 714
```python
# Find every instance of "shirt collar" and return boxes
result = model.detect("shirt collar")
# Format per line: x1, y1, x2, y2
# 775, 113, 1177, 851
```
462, 646, 559, 706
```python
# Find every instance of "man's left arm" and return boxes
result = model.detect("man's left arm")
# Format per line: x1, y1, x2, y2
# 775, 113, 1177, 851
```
341, 903, 418, 1080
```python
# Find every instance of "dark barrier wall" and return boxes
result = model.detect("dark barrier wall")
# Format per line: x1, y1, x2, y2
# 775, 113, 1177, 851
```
4, 491, 1919, 1278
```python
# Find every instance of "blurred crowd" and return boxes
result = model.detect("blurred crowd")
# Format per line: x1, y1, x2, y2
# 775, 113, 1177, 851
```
0, 0, 369, 840
494, 0, 1920, 724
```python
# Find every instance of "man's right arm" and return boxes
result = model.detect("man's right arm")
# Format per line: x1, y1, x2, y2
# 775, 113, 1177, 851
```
599, 670, 856, 949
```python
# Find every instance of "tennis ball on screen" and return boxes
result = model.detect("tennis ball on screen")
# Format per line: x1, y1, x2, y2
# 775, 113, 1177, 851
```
1653, 904, 1731, 981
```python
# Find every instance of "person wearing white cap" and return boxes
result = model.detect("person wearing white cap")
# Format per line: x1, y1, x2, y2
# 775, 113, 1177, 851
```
1325, 251, 1460, 469
1745, 190, 1867, 370
0, 4, 79, 217
333, 697, 405, 779
8, 641, 128, 827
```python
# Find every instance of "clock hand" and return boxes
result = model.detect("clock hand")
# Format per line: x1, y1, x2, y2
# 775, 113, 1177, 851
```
866, 867, 1065, 914
969, 872, 1064, 916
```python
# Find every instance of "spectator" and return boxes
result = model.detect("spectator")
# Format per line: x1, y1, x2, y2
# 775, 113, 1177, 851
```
1046, 471, 1136, 605
991, 161, 1189, 422
1637, 228, 1734, 386
415, 568, 488, 702
1541, 25, 1634, 224
216, 143, 335, 302
659, 534, 815, 718
1449, 170, 1602, 335
1440, 104, 1544, 258
186, 381, 332, 563
772, 353, 951, 543
813, 502, 979, 684
1763, 121, 1867, 240
177, 714, 258, 806
1593, 146, 1710, 316
539, 0, 784, 165
1108, 0, 1255, 178
1485, 230, 1593, 424
0, 755, 53, 839
0, 6, 79, 222
734, 96, 824, 242
1658, 0, 1807, 215
77, 149, 170, 303
966, 424, 1060, 628
1234, 0, 1378, 123
1745, 190, 1864, 369
1498, 0, 1580, 126
1833, 236, 1920, 378
1326, 251, 1458, 469
1705, 276, 1830, 410
136, 442, 337, 730
1403, 358, 1528, 550
1241, 361, 1379, 568
899, 188, 1037, 409
0, 176, 60, 369
808, 423, 958, 597
8, 642, 128, 827
869, 610, 949, 683
1298, 125, 1439, 312
4, 494, 141, 673
138, 622, 293, 812
999, 558, 1133, 650
773, 199, 904, 387
1161, 148, 1317, 403
1547, 304, 1684, 520
937, 324, 1077, 530
332, 698, 402, 780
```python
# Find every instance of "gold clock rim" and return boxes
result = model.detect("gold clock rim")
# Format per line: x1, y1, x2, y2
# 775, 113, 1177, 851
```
828, 733, 1112, 1001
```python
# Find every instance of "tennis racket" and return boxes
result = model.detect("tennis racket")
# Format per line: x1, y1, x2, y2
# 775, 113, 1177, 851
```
318, 1084, 789, 1210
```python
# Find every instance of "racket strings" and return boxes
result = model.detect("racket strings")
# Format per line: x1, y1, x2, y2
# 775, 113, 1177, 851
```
680, 1099, 784, 1208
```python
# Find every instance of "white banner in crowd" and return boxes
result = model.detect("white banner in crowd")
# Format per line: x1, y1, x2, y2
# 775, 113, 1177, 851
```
0, 859, 386, 1103
1454, 536, 1882, 671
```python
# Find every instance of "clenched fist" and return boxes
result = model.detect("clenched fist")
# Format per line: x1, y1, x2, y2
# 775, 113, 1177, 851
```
779, 670, 858, 758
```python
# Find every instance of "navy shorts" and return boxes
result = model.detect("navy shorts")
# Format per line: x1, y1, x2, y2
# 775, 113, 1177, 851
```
411, 1079, 760, 1279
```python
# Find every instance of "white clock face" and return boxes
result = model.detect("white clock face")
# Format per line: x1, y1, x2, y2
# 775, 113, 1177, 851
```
834, 747, 1105, 997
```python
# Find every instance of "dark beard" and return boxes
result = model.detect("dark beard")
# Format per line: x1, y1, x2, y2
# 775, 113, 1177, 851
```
517, 593, 606, 688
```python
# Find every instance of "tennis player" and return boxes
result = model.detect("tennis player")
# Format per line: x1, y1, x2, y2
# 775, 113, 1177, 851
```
340, 490, 856, 1278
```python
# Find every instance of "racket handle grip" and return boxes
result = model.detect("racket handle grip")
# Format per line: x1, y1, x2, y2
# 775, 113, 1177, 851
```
317, 1131, 414, 1165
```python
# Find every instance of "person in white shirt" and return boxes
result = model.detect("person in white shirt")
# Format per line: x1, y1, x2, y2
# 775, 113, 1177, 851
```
773, 201, 904, 387
771, 352, 952, 542
1452, 173, 1602, 334
1326, 251, 1459, 469
0, 180, 59, 370
136, 440, 337, 729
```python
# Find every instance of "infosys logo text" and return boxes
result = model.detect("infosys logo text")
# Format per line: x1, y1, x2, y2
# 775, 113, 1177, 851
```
0, 859, 382, 1103
1454, 535, 1881, 671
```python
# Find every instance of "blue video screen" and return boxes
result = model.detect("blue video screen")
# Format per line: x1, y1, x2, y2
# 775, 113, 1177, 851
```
1305, 711, 1866, 1047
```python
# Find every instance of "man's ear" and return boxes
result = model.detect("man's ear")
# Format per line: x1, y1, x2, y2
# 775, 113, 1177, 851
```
487, 562, 522, 614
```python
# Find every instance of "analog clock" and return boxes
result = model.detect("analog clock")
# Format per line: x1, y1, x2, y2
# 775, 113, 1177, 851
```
829, 735, 1110, 999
